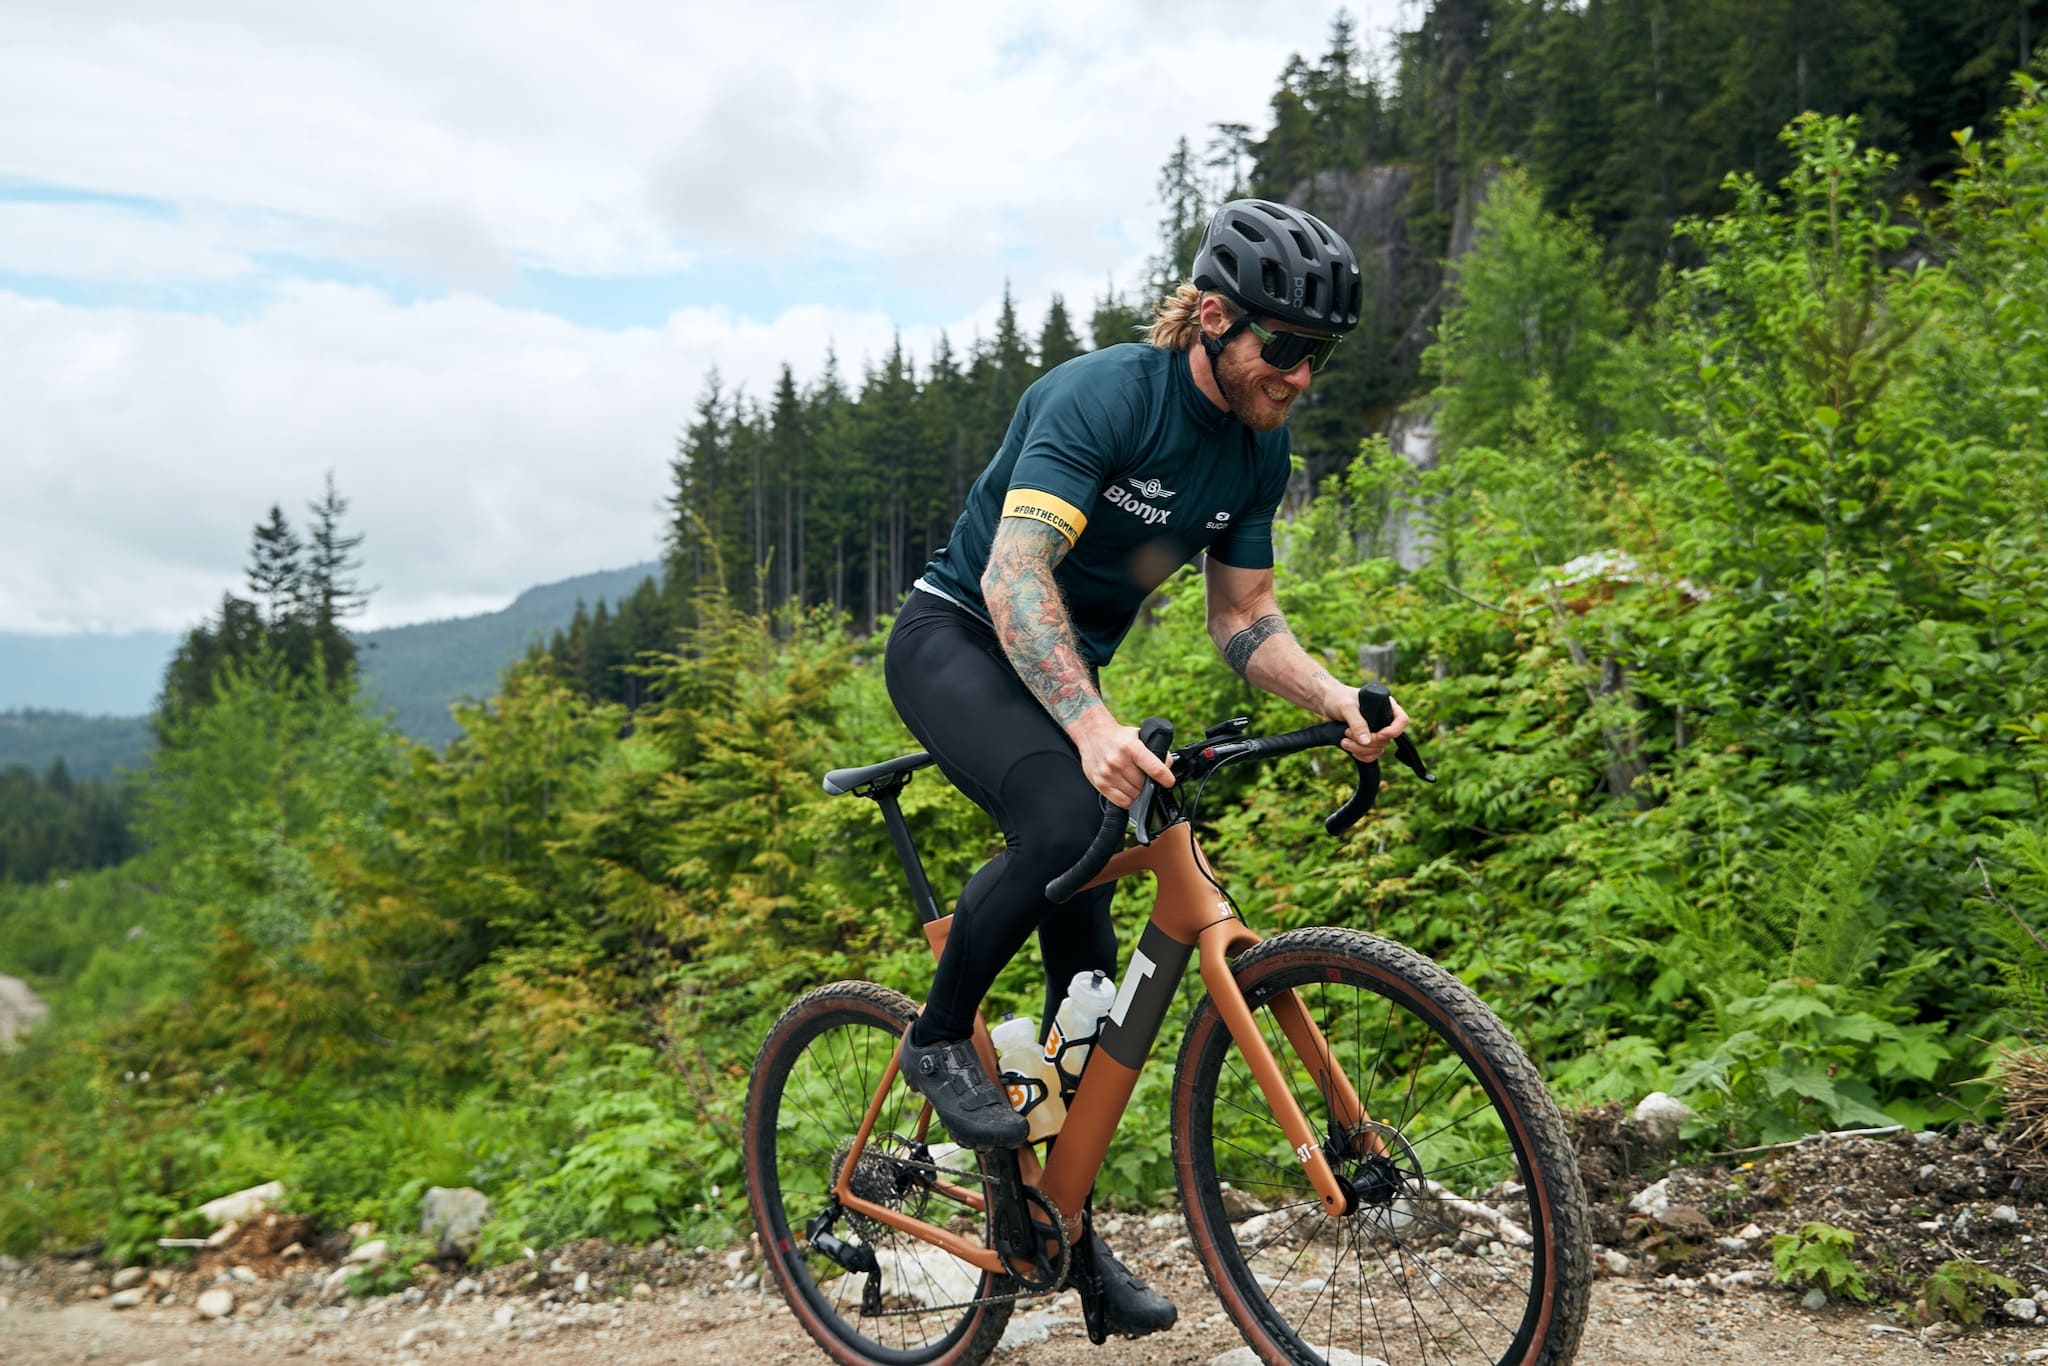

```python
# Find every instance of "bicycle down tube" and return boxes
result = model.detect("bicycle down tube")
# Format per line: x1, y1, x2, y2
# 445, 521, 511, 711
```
829, 819, 1367, 1264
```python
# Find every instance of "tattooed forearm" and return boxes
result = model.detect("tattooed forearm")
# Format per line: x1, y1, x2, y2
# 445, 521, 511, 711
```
984, 518, 1102, 728
1223, 613, 1294, 679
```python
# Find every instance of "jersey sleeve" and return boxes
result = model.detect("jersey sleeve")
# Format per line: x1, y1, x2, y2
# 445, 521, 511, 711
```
1207, 433, 1291, 570
1000, 383, 1127, 547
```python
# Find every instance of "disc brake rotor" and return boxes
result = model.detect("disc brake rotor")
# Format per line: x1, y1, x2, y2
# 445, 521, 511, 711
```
1339, 1119, 1425, 1237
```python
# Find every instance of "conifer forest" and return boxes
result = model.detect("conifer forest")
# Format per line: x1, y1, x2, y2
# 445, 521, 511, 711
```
4, 0, 2046, 1304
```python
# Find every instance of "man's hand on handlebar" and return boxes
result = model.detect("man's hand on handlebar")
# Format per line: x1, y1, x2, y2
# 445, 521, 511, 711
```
1068, 706, 1175, 809
1319, 679, 1410, 765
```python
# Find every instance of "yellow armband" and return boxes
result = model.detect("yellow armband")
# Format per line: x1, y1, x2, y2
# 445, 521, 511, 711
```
1002, 489, 1088, 546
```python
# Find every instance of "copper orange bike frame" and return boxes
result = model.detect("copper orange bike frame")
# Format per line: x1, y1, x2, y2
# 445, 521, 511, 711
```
829, 818, 1373, 1273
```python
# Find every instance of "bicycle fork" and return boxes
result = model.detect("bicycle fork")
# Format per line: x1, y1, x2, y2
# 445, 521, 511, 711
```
1193, 918, 1377, 1219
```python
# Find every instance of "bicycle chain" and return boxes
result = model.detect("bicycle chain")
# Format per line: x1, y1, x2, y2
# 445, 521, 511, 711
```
818, 1149, 1070, 1318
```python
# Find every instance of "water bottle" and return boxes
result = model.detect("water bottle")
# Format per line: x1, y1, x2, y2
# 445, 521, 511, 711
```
990, 1015, 1066, 1141
1043, 969, 1117, 1094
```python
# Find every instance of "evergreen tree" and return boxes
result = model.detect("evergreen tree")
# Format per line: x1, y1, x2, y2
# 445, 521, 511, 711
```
302, 473, 368, 684
1089, 280, 1148, 350
246, 504, 304, 630
1038, 294, 1087, 372
1149, 136, 1211, 293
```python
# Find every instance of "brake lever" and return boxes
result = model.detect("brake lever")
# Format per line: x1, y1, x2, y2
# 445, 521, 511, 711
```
1126, 717, 1175, 846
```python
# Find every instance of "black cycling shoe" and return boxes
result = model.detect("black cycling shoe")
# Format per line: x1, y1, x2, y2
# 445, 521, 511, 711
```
899, 1033, 1029, 1149
1070, 1216, 1178, 1341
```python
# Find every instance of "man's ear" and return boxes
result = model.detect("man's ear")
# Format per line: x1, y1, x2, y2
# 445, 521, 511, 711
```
1197, 293, 1228, 336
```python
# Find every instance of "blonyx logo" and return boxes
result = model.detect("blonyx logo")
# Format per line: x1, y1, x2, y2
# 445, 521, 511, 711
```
1128, 477, 1176, 500
1104, 483, 1172, 527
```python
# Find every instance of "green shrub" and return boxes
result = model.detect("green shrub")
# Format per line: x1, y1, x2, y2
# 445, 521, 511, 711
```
1770, 1221, 1870, 1301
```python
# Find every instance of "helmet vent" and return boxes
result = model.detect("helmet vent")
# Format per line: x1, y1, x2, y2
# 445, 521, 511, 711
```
1190, 198, 1361, 335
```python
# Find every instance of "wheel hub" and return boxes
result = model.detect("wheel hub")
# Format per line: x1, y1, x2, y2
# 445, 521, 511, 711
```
1335, 1120, 1422, 1235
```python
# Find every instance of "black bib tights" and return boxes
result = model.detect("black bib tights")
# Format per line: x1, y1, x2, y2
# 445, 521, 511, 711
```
884, 590, 1117, 1045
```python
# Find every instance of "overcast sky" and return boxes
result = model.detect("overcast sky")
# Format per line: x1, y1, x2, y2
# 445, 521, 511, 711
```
2, 0, 1406, 635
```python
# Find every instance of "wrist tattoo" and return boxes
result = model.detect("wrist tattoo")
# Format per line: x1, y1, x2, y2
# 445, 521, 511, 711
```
1224, 613, 1292, 679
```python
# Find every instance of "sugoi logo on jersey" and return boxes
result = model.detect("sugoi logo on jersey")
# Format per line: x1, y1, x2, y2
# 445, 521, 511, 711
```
1206, 509, 1232, 531
1104, 483, 1172, 527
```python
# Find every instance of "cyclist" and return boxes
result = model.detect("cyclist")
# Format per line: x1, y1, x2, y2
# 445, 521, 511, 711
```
883, 199, 1409, 1335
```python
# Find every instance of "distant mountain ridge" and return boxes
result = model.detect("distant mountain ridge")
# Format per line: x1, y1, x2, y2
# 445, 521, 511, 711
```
357, 562, 662, 747
0, 561, 663, 776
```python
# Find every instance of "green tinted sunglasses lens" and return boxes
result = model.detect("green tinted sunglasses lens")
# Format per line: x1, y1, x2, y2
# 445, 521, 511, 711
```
1248, 322, 1342, 372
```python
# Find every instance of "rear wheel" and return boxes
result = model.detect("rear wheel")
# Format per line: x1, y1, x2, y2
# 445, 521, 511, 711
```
744, 980, 1014, 1366
1173, 928, 1590, 1365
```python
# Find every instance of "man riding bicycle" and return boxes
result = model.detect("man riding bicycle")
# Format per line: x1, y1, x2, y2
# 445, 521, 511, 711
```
883, 198, 1410, 1338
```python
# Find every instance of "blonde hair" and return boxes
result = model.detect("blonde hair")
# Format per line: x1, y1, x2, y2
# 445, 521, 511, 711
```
1147, 282, 1241, 350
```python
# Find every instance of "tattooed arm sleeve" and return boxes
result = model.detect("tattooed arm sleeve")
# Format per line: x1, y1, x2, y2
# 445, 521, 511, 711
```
982, 517, 1103, 729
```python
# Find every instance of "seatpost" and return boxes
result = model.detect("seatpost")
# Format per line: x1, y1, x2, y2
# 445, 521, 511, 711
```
869, 776, 944, 925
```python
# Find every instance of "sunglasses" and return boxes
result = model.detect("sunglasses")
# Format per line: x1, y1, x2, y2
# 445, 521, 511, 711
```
1243, 319, 1344, 373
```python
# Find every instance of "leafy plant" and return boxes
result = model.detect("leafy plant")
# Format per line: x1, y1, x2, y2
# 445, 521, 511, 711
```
346, 1236, 436, 1297
1770, 1221, 1870, 1301
1920, 1259, 2023, 1326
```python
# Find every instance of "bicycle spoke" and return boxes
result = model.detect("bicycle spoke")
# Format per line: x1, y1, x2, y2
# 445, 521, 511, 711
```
1182, 933, 1584, 1366
749, 988, 1011, 1365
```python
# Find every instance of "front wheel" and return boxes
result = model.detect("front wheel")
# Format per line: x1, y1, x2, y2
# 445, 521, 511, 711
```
744, 980, 1014, 1366
1173, 927, 1590, 1366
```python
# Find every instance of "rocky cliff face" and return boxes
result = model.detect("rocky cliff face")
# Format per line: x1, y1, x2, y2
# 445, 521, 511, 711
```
0, 974, 50, 1049
1294, 161, 1500, 380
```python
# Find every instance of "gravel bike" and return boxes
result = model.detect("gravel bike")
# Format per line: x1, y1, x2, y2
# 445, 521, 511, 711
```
744, 685, 1590, 1365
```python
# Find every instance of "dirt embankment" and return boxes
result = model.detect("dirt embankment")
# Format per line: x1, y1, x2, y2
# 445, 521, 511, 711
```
6, 1124, 2048, 1364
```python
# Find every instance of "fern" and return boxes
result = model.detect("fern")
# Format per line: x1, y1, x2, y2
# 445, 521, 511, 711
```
1972, 821, 2048, 1035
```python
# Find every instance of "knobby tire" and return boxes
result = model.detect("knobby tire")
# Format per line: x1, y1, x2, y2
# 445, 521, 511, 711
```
744, 981, 1014, 1366
1173, 927, 1591, 1366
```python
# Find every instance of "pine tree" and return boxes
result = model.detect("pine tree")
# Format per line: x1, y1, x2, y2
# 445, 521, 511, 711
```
302, 473, 368, 685
1038, 295, 1087, 372
1089, 279, 1147, 350
1149, 137, 1211, 293
246, 504, 304, 630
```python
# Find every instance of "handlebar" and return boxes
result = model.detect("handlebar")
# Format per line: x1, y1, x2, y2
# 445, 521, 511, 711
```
1044, 717, 1174, 905
1043, 684, 1434, 903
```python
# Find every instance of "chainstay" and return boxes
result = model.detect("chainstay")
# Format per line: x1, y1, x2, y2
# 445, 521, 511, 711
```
816, 1149, 1069, 1318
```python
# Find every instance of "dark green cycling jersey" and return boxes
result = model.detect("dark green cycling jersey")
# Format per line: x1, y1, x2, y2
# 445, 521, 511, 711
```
918, 342, 1291, 666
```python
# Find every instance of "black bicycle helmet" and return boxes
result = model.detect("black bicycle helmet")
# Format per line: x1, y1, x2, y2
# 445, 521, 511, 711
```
1192, 199, 1362, 334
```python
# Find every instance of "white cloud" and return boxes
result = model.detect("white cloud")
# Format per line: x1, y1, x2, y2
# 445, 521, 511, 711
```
0, 285, 961, 633
0, 0, 1410, 634
1, 1, 1403, 291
